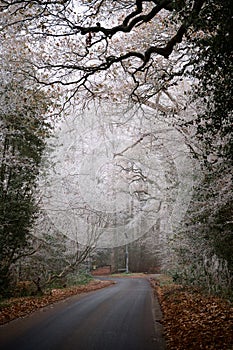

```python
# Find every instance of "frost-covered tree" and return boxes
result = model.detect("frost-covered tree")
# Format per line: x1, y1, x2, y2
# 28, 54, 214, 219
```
0, 1, 204, 94
16, 212, 95, 293
1, 1, 231, 130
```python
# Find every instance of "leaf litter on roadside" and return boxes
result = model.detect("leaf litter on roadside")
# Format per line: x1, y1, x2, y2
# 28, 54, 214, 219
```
0, 279, 114, 325
153, 282, 233, 350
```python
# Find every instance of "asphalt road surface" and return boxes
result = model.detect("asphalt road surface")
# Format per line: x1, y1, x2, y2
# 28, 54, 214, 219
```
0, 277, 165, 350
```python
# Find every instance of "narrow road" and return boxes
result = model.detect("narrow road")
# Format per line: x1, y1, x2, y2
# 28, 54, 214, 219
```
0, 277, 165, 350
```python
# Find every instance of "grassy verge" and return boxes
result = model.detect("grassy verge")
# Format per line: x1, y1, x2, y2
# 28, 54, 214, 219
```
110, 272, 146, 278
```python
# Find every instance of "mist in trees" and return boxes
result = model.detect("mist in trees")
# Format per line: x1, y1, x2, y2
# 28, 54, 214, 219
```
0, 1, 232, 297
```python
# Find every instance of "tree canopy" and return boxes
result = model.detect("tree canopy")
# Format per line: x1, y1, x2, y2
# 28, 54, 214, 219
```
1, 1, 231, 145
0, 1, 210, 98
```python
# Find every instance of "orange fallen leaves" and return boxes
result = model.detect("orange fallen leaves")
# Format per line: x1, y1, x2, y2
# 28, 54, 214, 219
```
0, 279, 114, 325
155, 283, 233, 350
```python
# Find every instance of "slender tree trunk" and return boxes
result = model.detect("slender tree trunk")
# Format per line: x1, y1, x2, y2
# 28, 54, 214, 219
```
125, 244, 129, 273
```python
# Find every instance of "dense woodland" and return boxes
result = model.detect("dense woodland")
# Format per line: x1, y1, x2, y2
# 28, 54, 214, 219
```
0, 0, 232, 298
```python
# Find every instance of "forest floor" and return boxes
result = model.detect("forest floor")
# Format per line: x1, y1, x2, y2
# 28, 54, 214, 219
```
0, 274, 232, 349
150, 275, 233, 350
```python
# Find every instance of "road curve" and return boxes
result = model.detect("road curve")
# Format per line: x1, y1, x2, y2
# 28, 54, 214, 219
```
0, 277, 165, 350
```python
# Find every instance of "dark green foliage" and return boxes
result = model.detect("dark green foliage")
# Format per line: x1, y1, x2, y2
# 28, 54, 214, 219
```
190, 0, 233, 162
172, 1, 233, 294
211, 203, 233, 270
66, 271, 93, 287
0, 83, 51, 296
173, 163, 233, 297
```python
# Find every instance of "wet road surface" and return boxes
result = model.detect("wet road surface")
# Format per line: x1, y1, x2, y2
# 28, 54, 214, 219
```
0, 277, 165, 350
